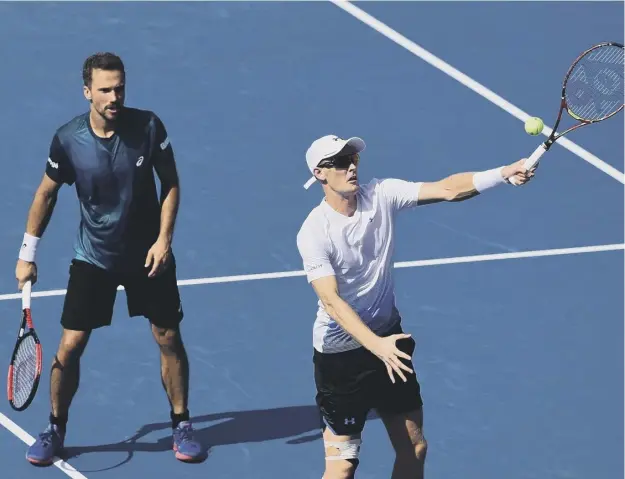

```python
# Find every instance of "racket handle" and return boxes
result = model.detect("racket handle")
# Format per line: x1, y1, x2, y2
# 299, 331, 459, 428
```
509, 144, 547, 186
22, 281, 32, 310
523, 143, 547, 170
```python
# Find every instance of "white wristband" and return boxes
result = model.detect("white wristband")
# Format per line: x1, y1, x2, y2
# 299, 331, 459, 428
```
473, 167, 506, 193
19, 233, 40, 263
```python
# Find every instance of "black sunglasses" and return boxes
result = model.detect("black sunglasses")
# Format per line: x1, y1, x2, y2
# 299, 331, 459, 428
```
317, 153, 360, 169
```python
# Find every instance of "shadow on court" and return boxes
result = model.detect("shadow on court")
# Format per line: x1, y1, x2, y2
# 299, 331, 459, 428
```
58, 405, 380, 470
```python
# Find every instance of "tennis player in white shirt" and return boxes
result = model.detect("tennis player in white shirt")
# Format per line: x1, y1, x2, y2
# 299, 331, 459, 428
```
296, 134, 535, 479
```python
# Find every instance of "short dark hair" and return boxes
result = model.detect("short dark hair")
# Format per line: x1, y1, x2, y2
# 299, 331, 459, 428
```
82, 52, 125, 87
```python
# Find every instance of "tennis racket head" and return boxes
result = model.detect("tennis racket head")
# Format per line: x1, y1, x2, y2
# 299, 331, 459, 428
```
7, 281, 42, 411
516, 42, 624, 177
562, 42, 624, 123
7, 327, 43, 411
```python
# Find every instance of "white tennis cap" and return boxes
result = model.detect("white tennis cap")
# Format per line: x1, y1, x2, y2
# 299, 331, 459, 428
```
303, 135, 366, 189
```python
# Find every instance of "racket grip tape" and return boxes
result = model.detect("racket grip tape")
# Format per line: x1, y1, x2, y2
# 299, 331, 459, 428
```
22, 281, 32, 310
523, 144, 547, 170
509, 144, 546, 186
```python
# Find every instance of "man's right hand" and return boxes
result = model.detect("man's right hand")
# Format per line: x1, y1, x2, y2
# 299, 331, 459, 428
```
16, 259, 37, 290
369, 333, 415, 384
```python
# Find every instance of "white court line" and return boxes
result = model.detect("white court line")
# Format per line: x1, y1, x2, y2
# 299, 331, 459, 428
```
330, 0, 625, 185
0, 244, 622, 302
393, 243, 624, 268
0, 412, 87, 479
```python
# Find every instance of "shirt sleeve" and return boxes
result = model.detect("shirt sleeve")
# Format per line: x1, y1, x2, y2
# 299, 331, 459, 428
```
378, 178, 423, 213
45, 133, 75, 185
151, 113, 174, 166
296, 223, 335, 283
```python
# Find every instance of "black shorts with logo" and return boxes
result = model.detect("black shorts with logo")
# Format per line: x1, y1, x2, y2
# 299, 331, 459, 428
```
313, 322, 423, 436
60, 258, 184, 331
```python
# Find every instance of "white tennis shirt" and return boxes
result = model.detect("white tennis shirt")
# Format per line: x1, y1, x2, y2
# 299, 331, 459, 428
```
296, 178, 423, 353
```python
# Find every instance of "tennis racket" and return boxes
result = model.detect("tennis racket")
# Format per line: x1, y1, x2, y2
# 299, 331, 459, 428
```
510, 41, 624, 185
7, 280, 43, 411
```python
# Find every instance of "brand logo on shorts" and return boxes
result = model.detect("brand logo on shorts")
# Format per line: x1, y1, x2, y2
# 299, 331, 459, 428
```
344, 417, 356, 425
136, 156, 144, 166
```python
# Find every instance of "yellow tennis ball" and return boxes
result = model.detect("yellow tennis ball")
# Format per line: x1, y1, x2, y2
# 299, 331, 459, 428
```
524, 117, 544, 135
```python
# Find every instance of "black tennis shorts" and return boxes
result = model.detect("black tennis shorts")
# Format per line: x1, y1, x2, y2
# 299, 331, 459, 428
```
313, 322, 423, 436
60, 258, 184, 331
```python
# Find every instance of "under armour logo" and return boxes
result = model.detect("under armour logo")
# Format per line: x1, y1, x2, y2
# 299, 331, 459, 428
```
344, 417, 356, 425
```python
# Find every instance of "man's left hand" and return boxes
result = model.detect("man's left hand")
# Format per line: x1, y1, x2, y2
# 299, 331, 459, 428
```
145, 237, 171, 278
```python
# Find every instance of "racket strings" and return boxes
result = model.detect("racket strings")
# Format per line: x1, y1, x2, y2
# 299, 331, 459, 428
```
565, 45, 624, 121
11, 336, 39, 407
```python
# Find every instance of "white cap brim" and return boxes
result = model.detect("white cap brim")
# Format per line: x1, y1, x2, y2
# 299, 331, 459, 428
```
340, 137, 366, 156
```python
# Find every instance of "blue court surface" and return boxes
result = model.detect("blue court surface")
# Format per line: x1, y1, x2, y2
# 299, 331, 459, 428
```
0, 2, 623, 478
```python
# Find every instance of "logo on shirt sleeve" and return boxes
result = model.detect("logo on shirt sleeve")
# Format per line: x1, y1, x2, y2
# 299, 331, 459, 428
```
160, 137, 170, 150
47, 157, 59, 169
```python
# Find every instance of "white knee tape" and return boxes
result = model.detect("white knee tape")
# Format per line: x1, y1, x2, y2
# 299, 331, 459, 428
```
324, 439, 362, 461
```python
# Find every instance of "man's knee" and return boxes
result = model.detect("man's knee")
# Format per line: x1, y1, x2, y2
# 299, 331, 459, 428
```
151, 325, 183, 351
414, 438, 428, 460
323, 438, 361, 479
396, 437, 428, 463
57, 329, 90, 363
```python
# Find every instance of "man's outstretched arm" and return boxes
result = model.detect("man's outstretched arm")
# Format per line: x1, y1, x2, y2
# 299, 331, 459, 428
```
417, 159, 535, 205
